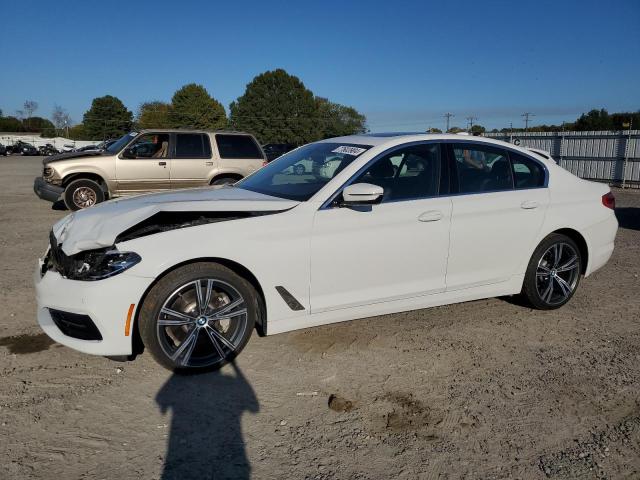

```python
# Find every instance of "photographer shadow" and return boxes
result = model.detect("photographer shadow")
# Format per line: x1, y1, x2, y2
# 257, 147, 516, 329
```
156, 362, 259, 480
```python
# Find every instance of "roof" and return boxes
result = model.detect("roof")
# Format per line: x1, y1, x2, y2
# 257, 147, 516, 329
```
316, 132, 557, 165
137, 128, 252, 135
318, 132, 506, 147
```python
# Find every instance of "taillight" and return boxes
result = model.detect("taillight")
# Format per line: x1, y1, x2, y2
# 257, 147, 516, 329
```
602, 192, 615, 210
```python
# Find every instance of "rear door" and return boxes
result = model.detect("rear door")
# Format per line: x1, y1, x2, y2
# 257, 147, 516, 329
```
214, 134, 265, 178
169, 133, 214, 189
115, 132, 171, 194
445, 142, 549, 290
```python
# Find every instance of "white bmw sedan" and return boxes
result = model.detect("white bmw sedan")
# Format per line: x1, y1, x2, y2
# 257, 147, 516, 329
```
35, 133, 618, 371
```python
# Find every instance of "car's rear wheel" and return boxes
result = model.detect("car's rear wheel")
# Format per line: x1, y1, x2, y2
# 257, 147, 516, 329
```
521, 233, 582, 310
138, 262, 257, 372
63, 178, 104, 210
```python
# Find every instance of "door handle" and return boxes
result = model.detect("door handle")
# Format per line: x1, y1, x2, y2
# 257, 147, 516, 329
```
418, 210, 443, 222
521, 200, 539, 209
205, 161, 213, 166
158, 161, 167, 167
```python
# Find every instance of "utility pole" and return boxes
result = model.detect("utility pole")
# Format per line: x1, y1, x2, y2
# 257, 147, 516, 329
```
444, 113, 454, 133
622, 117, 633, 188
522, 112, 535, 131
466, 116, 477, 132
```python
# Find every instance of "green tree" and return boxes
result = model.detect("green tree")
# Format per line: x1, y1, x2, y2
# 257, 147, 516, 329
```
574, 109, 613, 131
137, 101, 173, 129
610, 111, 640, 130
448, 126, 464, 133
23, 116, 56, 136
0, 116, 25, 132
83, 95, 133, 140
170, 84, 226, 130
427, 127, 442, 133
470, 124, 486, 134
230, 69, 320, 145
316, 97, 367, 138
67, 123, 88, 140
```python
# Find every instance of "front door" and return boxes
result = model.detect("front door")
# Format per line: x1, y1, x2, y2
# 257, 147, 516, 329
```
115, 133, 171, 194
169, 133, 214, 189
310, 142, 452, 313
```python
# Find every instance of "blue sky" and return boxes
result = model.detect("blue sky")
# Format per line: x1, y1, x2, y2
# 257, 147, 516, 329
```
1, 0, 638, 131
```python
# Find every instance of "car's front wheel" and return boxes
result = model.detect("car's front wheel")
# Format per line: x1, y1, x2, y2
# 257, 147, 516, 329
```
138, 262, 257, 372
63, 178, 105, 210
521, 233, 582, 310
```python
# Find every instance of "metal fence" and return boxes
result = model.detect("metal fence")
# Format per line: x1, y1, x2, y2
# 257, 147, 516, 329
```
484, 130, 640, 188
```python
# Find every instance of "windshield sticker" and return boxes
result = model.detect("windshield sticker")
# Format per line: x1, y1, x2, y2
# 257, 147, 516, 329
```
331, 146, 367, 156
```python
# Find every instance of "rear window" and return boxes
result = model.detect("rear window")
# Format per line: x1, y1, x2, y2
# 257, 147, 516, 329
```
215, 134, 263, 159
175, 133, 211, 158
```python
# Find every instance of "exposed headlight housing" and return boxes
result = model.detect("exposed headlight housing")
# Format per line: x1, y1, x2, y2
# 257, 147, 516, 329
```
72, 250, 142, 280
43, 233, 141, 281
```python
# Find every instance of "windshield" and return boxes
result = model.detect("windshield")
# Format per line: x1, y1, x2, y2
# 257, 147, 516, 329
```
236, 142, 372, 201
106, 132, 138, 153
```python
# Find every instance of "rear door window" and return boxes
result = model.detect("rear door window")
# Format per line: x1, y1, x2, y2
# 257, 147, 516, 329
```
451, 143, 513, 193
175, 133, 211, 158
509, 151, 546, 189
215, 135, 263, 159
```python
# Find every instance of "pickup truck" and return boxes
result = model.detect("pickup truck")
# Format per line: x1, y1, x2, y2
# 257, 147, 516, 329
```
34, 129, 266, 210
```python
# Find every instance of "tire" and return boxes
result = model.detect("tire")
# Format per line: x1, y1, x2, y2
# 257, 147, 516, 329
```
63, 178, 105, 211
211, 176, 239, 187
520, 233, 582, 310
138, 262, 258, 373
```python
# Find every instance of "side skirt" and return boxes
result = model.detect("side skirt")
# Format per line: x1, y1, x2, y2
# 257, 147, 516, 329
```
266, 274, 525, 335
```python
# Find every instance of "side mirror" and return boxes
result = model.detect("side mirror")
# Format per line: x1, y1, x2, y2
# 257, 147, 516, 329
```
121, 148, 136, 159
341, 183, 384, 205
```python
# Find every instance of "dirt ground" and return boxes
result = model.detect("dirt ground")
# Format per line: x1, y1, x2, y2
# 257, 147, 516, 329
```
0, 156, 638, 480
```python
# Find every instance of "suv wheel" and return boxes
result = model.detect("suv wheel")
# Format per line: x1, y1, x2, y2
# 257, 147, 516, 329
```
211, 176, 239, 187
63, 178, 105, 210
138, 262, 257, 372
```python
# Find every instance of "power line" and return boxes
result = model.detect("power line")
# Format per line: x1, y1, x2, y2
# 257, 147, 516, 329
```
466, 116, 478, 131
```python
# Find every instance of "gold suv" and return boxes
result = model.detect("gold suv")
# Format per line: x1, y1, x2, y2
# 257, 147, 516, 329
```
34, 129, 266, 210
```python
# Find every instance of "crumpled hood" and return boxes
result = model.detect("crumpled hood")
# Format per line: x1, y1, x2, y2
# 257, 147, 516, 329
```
44, 150, 106, 165
52, 187, 299, 256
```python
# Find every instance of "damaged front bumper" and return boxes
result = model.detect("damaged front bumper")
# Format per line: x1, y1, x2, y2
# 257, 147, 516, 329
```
34, 259, 153, 356
33, 177, 64, 203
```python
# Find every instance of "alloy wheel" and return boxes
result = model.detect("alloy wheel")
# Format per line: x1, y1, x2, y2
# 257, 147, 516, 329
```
156, 278, 248, 368
72, 186, 97, 208
535, 242, 580, 306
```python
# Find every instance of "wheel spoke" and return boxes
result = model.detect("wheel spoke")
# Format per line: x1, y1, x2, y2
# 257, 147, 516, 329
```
553, 243, 563, 268
204, 325, 226, 358
158, 317, 193, 326
542, 277, 554, 302
206, 325, 236, 351
554, 275, 572, 298
557, 255, 578, 272
170, 327, 199, 365
209, 298, 245, 319
202, 280, 214, 315
160, 307, 195, 323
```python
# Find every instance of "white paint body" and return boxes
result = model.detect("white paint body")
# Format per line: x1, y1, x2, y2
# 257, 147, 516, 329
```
34, 134, 618, 356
